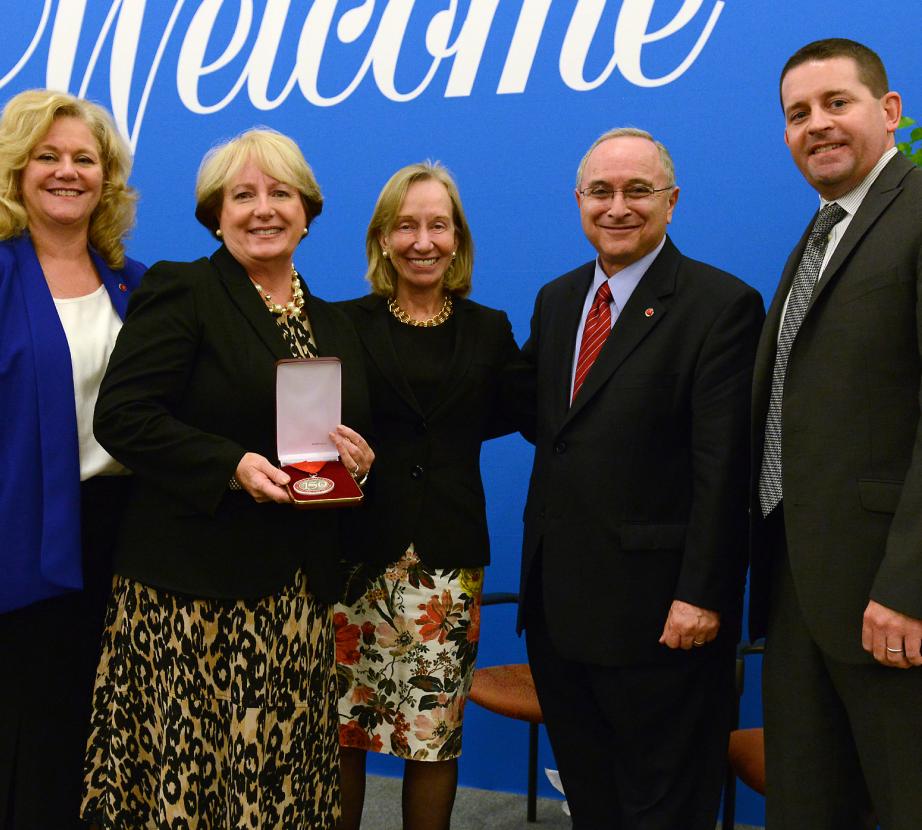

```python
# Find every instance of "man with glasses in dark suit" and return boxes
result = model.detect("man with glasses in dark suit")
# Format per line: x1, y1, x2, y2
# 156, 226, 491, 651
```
519, 127, 764, 828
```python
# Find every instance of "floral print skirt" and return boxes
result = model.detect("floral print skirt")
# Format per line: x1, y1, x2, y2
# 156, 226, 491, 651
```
334, 546, 483, 761
81, 569, 340, 829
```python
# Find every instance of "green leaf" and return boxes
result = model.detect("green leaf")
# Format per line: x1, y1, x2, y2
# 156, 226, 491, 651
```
418, 693, 441, 711
899, 116, 916, 128
911, 127, 922, 143
409, 675, 443, 692
438, 730, 464, 760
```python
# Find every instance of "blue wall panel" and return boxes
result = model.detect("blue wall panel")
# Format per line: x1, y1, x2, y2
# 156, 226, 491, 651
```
4, 3, 919, 825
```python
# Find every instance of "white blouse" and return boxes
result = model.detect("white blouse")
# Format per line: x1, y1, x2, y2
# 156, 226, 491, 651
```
53, 284, 127, 480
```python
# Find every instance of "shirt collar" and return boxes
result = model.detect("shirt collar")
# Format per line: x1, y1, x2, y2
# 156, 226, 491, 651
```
820, 146, 898, 216
592, 235, 667, 312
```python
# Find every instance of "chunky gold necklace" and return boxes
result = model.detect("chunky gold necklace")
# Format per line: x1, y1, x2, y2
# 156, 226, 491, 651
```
251, 264, 304, 316
387, 295, 453, 327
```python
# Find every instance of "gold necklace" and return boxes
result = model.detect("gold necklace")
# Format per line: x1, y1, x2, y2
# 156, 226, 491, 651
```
251, 264, 304, 316
387, 295, 453, 327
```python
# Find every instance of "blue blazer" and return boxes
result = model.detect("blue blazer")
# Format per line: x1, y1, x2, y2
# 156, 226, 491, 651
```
0, 233, 145, 613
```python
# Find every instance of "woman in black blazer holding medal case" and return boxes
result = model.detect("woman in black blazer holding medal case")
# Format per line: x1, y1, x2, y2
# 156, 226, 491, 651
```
82, 128, 373, 829
334, 162, 531, 830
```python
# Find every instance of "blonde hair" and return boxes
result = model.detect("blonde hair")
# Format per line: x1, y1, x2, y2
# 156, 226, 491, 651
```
365, 161, 473, 298
195, 128, 323, 237
0, 89, 137, 269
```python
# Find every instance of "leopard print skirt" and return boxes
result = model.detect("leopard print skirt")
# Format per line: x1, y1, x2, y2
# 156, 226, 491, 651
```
81, 569, 339, 829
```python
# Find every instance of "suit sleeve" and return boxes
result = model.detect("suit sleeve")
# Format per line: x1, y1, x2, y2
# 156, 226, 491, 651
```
674, 286, 765, 613
516, 289, 545, 445
94, 262, 246, 516
871, 241, 922, 617
485, 310, 536, 441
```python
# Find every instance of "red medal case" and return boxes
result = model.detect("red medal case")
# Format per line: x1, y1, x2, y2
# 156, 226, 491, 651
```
276, 357, 363, 508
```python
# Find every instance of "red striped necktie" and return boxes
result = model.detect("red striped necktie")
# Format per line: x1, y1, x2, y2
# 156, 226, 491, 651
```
572, 280, 613, 402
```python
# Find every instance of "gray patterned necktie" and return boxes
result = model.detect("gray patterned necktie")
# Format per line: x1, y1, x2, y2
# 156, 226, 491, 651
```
758, 202, 847, 516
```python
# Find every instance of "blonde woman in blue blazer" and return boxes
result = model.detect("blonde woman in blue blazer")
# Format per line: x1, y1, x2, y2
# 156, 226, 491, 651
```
0, 89, 144, 830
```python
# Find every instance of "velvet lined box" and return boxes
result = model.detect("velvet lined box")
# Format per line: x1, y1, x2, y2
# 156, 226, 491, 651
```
276, 357, 363, 508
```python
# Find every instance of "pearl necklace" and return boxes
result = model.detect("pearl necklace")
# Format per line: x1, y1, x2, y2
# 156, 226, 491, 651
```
387, 295, 454, 327
251, 264, 304, 316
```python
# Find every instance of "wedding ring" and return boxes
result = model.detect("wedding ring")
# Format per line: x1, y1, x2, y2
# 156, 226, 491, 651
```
351, 462, 360, 476
886, 646, 904, 654
693, 639, 705, 646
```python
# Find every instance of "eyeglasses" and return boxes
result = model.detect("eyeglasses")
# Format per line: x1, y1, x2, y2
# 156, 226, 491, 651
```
578, 184, 674, 205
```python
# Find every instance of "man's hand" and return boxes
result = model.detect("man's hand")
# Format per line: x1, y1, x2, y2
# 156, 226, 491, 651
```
861, 600, 922, 668
659, 600, 720, 650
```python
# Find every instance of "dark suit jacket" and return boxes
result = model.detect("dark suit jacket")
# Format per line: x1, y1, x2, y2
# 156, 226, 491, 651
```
338, 294, 529, 570
750, 153, 922, 663
94, 245, 371, 603
520, 237, 764, 666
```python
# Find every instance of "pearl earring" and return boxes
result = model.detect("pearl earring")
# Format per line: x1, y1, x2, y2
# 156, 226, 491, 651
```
382, 249, 390, 259
216, 229, 223, 238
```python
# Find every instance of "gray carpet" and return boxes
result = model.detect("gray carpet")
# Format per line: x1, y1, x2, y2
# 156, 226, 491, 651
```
360, 775, 763, 829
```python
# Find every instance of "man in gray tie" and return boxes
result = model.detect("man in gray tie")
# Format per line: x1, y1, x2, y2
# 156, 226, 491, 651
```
750, 38, 922, 830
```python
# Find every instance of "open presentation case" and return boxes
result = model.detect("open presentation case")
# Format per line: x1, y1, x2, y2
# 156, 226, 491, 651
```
276, 357, 363, 508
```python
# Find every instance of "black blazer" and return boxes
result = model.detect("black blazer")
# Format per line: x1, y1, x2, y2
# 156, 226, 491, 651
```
520, 237, 764, 665
94, 246, 372, 603
749, 153, 922, 662
338, 294, 529, 569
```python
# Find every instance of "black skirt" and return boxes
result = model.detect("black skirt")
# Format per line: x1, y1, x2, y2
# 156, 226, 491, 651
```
0, 475, 131, 830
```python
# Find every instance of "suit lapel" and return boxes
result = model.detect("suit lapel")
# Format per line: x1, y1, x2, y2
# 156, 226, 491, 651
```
353, 294, 423, 415
806, 154, 911, 315
563, 240, 676, 426
549, 264, 594, 427
91, 248, 130, 319
752, 154, 914, 445
304, 291, 339, 357
213, 246, 291, 362
13, 235, 80, 548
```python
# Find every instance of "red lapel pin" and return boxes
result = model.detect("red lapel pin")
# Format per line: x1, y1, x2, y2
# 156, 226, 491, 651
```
118, 282, 128, 292
644, 307, 654, 317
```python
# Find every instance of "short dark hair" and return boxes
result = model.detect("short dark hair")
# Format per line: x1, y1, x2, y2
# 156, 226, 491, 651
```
780, 38, 889, 107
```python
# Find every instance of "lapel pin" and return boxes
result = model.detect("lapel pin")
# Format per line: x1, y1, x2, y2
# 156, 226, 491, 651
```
644, 307, 654, 317
118, 282, 128, 292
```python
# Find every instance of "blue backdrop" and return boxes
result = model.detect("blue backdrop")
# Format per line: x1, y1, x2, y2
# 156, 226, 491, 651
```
4, 2, 919, 825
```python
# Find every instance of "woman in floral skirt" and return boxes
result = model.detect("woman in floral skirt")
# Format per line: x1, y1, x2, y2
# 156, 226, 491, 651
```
334, 162, 530, 830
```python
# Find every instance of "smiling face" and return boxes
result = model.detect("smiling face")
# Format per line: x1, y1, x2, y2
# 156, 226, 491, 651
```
381, 178, 458, 298
576, 136, 678, 276
21, 116, 103, 235
781, 56, 901, 200
218, 158, 307, 274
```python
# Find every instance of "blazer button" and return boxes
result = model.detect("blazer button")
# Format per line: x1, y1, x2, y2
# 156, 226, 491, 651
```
411, 465, 424, 479
554, 441, 567, 454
